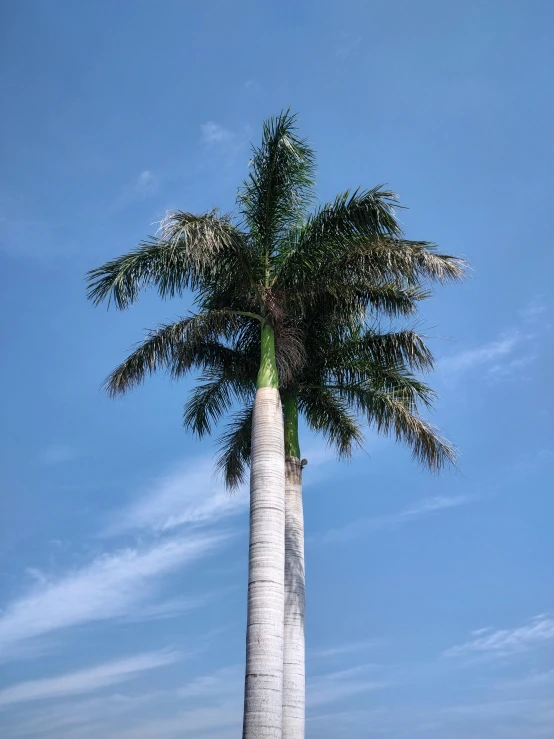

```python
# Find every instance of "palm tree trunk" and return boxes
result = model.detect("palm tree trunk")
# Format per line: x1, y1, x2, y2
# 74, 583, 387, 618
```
242, 322, 286, 739
283, 395, 305, 739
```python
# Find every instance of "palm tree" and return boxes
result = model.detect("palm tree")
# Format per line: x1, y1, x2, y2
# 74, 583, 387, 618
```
212, 317, 456, 739
87, 111, 465, 739
104, 310, 456, 739
197, 321, 455, 739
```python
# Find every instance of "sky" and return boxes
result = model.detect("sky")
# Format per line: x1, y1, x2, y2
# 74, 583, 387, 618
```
1, 1, 553, 737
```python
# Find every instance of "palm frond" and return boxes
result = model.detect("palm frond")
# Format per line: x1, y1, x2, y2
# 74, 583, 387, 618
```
105, 321, 256, 398
319, 238, 467, 292
86, 211, 249, 309
105, 309, 257, 396
298, 387, 364, 459
339, 385, 456, 470
238, 110, 316, 253
275, 186, 402, 284
183, 369, 255, 438
322, 328, 435, 377
215, 406, 254, 490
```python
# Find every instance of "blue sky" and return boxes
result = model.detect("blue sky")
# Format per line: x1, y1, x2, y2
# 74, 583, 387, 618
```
1, 1, 553, 737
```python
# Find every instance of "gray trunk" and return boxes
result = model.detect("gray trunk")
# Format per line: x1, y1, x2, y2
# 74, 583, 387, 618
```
283, 456, 305, 739
242, 386, 286, 739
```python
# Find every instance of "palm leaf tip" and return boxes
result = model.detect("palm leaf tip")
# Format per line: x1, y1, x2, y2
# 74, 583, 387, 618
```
410, 420, 458, 472
215, 407, 253, 490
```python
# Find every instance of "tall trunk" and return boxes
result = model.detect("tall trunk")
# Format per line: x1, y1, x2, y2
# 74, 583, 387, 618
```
242, 323, 285, 739
283, 395, 305, 739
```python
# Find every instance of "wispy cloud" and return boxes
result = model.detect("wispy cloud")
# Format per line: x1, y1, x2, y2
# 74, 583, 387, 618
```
308, 665, 387, 707
310, 640, 384, 659
0, 692, 165, 739
494, 668, 554, 692
444, 614, 554, 658
199, 121, 250, 163
335, 33, 362, 59
0, 650, 181, 708
178, 666, 242, 700
438, 333, 520, 375
38, 444, 78, 465
133, 170, 157, 197
437, 296, 550, 382
116, 707, 242, 739
111, 170, 159, 210
323, 495, 469, 543
519, 295, 547, 321
105, 459, 248, 536
0, 533, 227, 661
200, 122, 235, 146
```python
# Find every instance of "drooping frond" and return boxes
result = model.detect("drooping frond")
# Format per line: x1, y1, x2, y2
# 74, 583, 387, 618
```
105, 310, 258, 397
86, 211, 249, 309
338, 384, 456, 470
313, 238, 467, 296
238, 110, 316, 253
321, 328, 435, 378
215, 406, 254, 490
183, 369, 255, 438
293, 282, 430, 325
345, 283, 430, 318
298, 388, 364, 459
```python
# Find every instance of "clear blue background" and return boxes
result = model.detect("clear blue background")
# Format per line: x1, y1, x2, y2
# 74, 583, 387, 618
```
1, 1, 553, 736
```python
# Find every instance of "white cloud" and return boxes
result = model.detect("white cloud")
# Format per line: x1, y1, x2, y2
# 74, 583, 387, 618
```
323, 495, 469, 543
0, 692, 164, 739
494, 669, 554, 692
438, 297, 550, 382
133, 170, 157, 198
310, 640, 384, 659
335, 33, 362, 59
105, 459, 248, 536
111, 704, 242, 739
0, 650, 181, 708
200, 122, 235, 146
487, 352, 538, 380
38, 444, 77, 465
178, 666, 242, 700
308, 665, 387, 707
121, 594, 210, 623
0, 533, 227, 660
519, 295, 547, 321
438, 333, 520, 375
444, 614, 554, 658
111, 170, 158, 210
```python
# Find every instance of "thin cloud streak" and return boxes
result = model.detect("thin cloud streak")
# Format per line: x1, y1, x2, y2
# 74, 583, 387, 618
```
438, 333, 520, 374
310, 640, 384, 659
0, 650, 181, 708
444, 614, 554, 658
437, 296, 550, 381
322, 495, 469, 543
38, 444, 78, 465
0, 533, 227, 660
105, 459, 248, 536
111, 170, 159, 211
308, 665, 388, 707
178, 666, 243, 699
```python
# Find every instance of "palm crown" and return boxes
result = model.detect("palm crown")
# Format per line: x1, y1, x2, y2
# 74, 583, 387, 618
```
88, 110, 464, 481
87, 111, 464, 383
